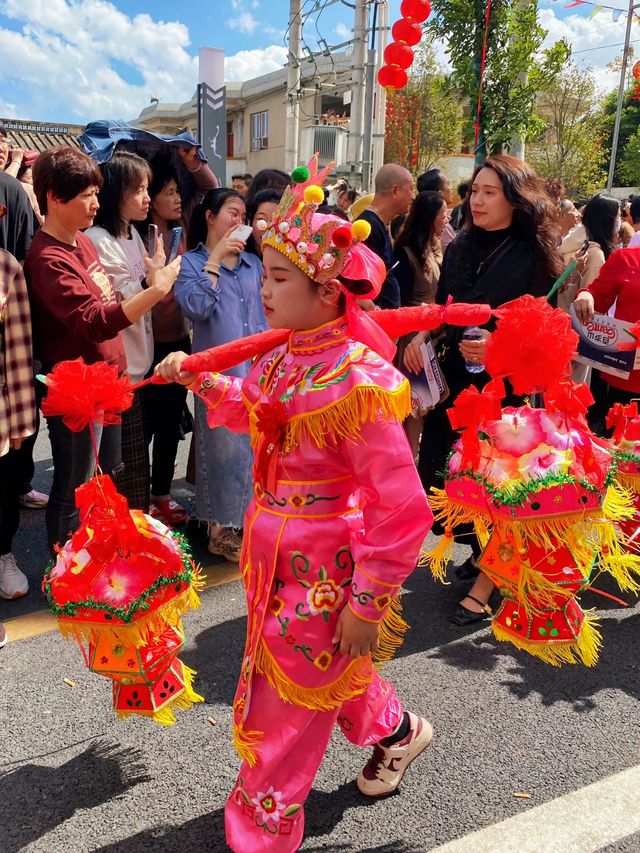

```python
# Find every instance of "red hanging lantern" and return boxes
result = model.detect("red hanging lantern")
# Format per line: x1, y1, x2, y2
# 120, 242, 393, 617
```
400, 0, 431, 23
378, 65, 397, 88
377, 65, 409, 90
392, 18, 423, 46
633, 60, 640, 81
384, 42, 415, 69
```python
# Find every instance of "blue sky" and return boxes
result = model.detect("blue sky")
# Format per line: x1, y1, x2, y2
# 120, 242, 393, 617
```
0, 0, 631, 124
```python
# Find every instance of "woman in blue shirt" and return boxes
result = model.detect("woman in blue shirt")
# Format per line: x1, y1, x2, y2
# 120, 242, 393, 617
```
175, 188, 267, 561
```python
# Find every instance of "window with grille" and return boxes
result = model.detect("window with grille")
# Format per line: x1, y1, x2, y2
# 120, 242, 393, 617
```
250, 111, 269, 151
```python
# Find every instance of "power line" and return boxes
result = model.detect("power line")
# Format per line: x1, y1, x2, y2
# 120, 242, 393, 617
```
573, 37, 640, 51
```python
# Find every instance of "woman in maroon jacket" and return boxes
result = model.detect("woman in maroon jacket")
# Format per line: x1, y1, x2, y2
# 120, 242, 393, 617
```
25, 146, 180, 553
573, 246, 640, 408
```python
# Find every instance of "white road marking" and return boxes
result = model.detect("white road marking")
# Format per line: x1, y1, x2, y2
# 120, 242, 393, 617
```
431, 764, 640, 853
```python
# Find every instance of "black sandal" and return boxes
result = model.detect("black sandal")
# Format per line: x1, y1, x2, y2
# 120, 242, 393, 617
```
454, 556, 480, 582
450, 593, 492, 627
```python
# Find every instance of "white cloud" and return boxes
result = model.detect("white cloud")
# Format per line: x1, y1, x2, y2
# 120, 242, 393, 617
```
0, 0, 198, 118
538, 6, 627, 94
335, 22, 351, 40
0, 97, 18, 118
225, 45, 288, 81
227, 11, 259, 34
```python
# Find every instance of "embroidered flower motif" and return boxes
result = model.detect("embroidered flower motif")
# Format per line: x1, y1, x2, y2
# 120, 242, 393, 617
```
289, 493, 305, 508
307, 578, 344, 615
234, 696, 246, 718
127, 659, 136, 669
314, 650, 333, 671
374, 593, 392, 611
251, 786, 286, 824
270, 595, 285, 616
100, 656, 108, 665
285, 635, 296, 645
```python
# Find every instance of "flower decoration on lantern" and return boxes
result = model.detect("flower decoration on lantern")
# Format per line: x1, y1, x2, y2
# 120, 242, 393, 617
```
377, 0, 431, 91
422, 295, 640, 667
39, 360, 205, 725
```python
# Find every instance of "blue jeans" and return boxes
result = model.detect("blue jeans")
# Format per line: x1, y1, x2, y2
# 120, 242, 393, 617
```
45, 417, 122, 553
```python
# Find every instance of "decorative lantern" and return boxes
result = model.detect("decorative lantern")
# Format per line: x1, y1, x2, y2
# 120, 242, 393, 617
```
423, 295, 640, 666
377, 0, 431, 90
392, 18, 423, 45
384, 42, 415, 70
606, 401, 640, 549
44, 474, 205, 724
38, 360, 205, 725
400, 0, 432, 22
377, 64, 409, 90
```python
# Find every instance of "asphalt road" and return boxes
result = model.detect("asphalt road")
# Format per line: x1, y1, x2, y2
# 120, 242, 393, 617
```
2, 424, 640, 852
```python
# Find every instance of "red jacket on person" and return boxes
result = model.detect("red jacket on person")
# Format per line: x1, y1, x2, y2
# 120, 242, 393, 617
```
581, 247, 640, 393
25, 229, 129, 374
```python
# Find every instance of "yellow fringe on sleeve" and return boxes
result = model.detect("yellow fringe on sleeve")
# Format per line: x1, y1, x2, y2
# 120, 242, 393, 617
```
250, 382, 412, 452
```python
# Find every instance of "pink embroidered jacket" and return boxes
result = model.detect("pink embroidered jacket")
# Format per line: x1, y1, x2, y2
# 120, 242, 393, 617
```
191, 315, 433, 762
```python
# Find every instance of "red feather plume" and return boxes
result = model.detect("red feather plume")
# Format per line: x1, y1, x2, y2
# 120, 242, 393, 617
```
484, 295, 578, 395
41, 360, 133, 432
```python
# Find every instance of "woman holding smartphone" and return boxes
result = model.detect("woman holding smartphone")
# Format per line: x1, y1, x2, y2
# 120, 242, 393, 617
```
174, 188, 267, 561
86, 152, 180, 512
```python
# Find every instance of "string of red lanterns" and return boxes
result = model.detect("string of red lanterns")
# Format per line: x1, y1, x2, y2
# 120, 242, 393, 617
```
377, 0, 431, 91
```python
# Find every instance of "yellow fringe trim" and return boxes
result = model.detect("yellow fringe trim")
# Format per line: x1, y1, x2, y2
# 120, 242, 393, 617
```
492, 611, 602, 667
615, 471, 640, 493
234, 597, 407, 766
420, 531, 454, 583
373, 594, 409, 667
255, 638, 374, 712
58, 581, 203, 648
115, 663, 204, 726
603, 481, 635, 522
233, 723, 265, 768
251, 382, 412, 451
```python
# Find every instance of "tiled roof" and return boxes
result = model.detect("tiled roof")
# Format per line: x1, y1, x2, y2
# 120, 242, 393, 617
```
1, 119, 85, 153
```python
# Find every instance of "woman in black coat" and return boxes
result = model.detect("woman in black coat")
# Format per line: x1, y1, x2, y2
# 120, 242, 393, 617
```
404, 155, 562, 625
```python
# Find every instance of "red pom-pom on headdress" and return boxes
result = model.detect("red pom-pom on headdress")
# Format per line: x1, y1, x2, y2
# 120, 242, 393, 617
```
485, 295, 578, 395
40, 359, 133, 432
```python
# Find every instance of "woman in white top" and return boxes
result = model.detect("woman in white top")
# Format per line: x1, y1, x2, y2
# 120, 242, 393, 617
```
87, 151, 178, 510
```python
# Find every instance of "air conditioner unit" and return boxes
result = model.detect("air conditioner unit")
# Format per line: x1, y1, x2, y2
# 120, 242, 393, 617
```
301, 124, 347, 167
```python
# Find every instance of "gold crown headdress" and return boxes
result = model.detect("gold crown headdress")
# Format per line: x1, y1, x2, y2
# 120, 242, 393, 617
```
261, 155, 372, 284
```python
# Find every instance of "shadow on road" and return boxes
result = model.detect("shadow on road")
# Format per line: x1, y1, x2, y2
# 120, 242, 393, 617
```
0, 739, 150, 853
94, 808, 227, 853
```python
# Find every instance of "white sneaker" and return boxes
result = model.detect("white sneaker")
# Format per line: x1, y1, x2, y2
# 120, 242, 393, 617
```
0, 553, 29, 599
356, 711, 433, 797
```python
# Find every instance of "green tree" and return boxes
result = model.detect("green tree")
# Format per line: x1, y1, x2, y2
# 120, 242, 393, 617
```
598, 80, 640, 185
618, 127, 640, 186
527, 62, 607, 195
428, 0, 569, 157
384, 40, 464, 171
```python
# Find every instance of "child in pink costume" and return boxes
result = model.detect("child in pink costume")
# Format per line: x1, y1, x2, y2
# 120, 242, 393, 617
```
157, 166, 434, 852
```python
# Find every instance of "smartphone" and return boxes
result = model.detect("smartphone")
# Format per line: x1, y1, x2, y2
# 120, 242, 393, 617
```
230, 224, 253, 242
148, 223, 158, 258
167, 226, 182, 263
577, 238, 590, 257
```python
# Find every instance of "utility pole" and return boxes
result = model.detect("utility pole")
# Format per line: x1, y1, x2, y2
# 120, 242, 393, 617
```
362, 1, 379, 190
371, 0, 388, 183
285, 0, 303, 172
607, 0, 638, 190
347, 0, 369, 180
